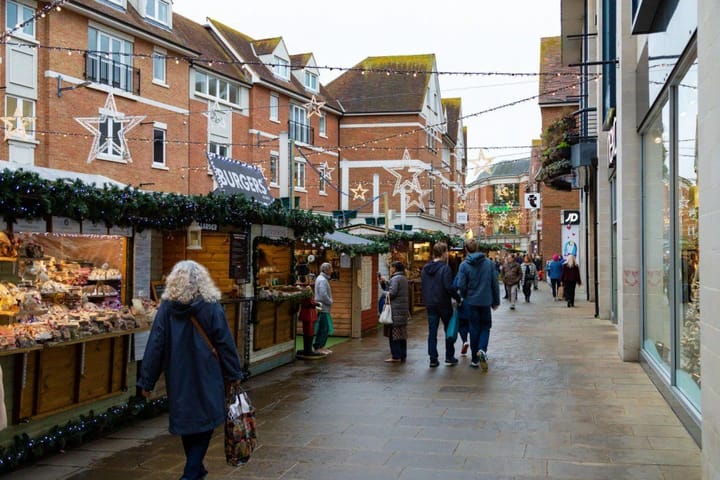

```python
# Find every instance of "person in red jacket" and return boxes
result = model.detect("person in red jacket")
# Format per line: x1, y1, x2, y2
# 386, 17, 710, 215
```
560, 254, 582, 307
297, 286, 326, 359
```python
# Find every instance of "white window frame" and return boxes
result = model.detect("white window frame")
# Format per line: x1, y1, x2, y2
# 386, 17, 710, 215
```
209, 141, 229, 158
98, 117, 125, 161
290, 104, 309, 144
304, 71, 318, 92
269, 152, 279, 186
145, 0, 171, 27
152, 124, 167, 167
104, 0, 127, 8
273, 56, 290, 80
4, 95, 35, 141
5, 0, 35, 39
319, 112, 327, 137
294, 159, 306, 190
152, 48, 167, 85
193, 70, 247, 112
269, 94, 279, 122
87, 26, 134, 92
318, 166, 327, 194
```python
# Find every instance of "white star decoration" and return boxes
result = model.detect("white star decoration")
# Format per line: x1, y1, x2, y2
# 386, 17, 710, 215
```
75, 93, 145, 164
304, 95, 326, 118
1, 105, 34, 141
319, 162, 335, 183
202, 100, 227, 128
406, 185, 431, 211
351, 182, 368, 201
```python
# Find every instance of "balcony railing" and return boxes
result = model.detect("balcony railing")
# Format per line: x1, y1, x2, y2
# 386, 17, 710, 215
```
288, 120, 314, 145
85, 52, 141, 95
568, 107, 598, 143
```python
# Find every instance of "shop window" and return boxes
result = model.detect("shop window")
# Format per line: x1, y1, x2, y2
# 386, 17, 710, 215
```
6, 0, 35, 38
642, 102, 672, 375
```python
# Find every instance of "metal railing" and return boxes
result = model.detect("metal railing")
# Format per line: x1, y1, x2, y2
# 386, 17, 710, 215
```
288, 120, 314, 145
570, 107, 598, 143
85, 52, 141, 95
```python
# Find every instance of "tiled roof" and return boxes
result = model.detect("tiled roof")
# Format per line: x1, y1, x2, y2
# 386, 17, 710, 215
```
324, 54, 435, 114
172, 14, 248, 82
291, 53, 313, 69
208, 19, 337, 108
469, 158, 530, 185
442, 98, 461, 144
69, 0, 196, 55
538, 36, 578, 105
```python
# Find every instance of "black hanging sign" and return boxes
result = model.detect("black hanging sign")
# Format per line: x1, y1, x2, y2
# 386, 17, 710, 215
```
207, 153, 274, 205
229, 231, 250, 283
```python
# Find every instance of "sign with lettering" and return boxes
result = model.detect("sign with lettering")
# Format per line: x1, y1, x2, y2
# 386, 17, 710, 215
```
229, 231, 250, 283
561, 210, 581, 225
607, 116, 617, 169
456, 212, 468, 224
207, 153, 274, 205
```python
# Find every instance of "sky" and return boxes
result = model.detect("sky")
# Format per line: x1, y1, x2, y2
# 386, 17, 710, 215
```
173, 0, 561, 168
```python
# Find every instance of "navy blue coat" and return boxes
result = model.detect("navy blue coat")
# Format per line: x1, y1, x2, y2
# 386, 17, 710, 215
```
421, 260, 460, 308
456, 252, 500, 308
137, 299, 242, 435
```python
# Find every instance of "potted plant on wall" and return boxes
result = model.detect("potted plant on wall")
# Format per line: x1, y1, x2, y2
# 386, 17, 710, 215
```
539, 115, 577, 190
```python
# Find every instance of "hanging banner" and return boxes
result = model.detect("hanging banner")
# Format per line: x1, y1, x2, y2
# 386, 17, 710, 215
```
207, 153, 274, 205
561, 221, 580, 264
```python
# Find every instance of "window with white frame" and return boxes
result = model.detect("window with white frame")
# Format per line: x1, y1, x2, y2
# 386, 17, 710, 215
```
428, 176, 435, 203
103, 0, 126, 8
145, 0, 171, 26
318, 165, 327, 194
153, 127, 166, 166
319, 112, 326, 137
193, 71, 248, 111
294, 159, 306, 189
269, 94, 279, 121
4, 95, 35, 140
87, 27, 134, 92
426, 128, 437, 152
153, 48, 166, 84
209, 142, 228, 158
273, 56, 290, 79
304, 71, 318, 92
99, 117, 123, 159
6, 1, 35, 38
269, 153, 279, 185
290, 104, 310, 143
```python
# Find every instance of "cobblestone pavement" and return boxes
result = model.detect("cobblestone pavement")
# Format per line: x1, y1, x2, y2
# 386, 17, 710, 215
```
4, 284, 701, 479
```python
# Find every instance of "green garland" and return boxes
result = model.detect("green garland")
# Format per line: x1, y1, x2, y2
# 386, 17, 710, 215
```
323, 239, 390, 256
0, 169, 334, 238
0, 396, 168, 474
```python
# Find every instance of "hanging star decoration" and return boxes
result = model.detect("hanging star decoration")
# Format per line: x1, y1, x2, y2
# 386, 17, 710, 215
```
202, 100, 227, 129
75, 92, 145, 164
319, 161, 335, 183
351, 182, 368, 201
405, 183, 432, 211
304, 95, 326, 118
458, 200, 466, 211
1, 105, 34, 141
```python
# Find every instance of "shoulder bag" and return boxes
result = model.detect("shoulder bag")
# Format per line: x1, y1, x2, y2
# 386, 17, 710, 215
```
378, 292, 393, 325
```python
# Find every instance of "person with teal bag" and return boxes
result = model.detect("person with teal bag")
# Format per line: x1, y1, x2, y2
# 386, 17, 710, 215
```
451, 273, 471, 356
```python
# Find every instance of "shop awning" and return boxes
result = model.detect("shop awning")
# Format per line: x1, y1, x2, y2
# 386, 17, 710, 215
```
0, 160, 126, 187
207, 153, 274, 206
324, 230, 376, 246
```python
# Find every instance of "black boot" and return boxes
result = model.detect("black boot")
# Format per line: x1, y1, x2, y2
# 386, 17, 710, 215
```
297, 335, 325, 359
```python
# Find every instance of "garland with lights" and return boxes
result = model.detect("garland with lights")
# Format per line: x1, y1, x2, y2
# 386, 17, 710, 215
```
0, 395, 168, 474
0, 169, 335, 238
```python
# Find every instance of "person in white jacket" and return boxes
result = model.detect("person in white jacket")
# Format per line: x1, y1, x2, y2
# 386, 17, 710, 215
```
313, 262, 334, 354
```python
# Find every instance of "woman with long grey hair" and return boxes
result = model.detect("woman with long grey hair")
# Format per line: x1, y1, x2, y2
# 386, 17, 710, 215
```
138, 260, 242, 480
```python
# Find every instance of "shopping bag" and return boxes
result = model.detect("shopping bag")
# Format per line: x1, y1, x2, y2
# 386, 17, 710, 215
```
225, 386, 257, 466
446, 308, 459, 340
378, 293, 393, 324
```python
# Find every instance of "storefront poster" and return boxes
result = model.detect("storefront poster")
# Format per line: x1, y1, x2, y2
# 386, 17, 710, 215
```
562, 223, 580, 263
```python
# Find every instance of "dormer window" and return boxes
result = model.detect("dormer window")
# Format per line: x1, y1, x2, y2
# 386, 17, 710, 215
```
273, 56, 290, 80
145, 0, 171, 26
103, 0, 126, 8
305, 71, 319, 92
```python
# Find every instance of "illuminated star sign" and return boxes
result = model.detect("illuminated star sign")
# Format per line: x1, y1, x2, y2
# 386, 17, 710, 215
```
351, 182, 368, 201
304, 95, 326, 118
319, 162, 335, 183
1, 105, 34, 141
75, 92, 145, 164
202, 100, 227, 128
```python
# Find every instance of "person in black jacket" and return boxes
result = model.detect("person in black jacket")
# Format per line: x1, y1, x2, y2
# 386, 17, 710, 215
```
421, 242, 461, 367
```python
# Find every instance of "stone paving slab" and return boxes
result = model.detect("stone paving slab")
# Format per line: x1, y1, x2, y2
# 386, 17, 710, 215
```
3, 284, 702, 479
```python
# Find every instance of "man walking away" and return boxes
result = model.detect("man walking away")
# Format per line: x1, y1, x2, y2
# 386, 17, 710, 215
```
421, 242, 460, 367
503, 254, 522, 310
456, 239, 500, 371
314, 262, 334, 354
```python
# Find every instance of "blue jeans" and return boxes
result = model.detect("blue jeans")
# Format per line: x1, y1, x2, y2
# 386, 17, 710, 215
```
458, 315, 469, 344
467, 305, 492, 362
426, 306, 455, 361
181, 429, 212, 479
314, 312, 330, 349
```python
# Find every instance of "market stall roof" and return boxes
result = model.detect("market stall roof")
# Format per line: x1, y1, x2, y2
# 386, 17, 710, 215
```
0, 160, 126, 188
324, 230, 376, 246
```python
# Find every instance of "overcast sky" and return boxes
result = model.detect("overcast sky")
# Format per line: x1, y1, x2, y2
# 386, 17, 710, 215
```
173, 0, 561, 164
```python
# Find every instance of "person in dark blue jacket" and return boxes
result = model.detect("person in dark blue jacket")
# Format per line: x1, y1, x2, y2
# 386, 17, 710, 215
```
455, 238, 501, 371
421, 242, 461, 367
138, 260, 243, 480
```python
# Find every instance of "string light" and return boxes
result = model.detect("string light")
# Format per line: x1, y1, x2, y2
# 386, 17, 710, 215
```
0, 0, 67, 41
